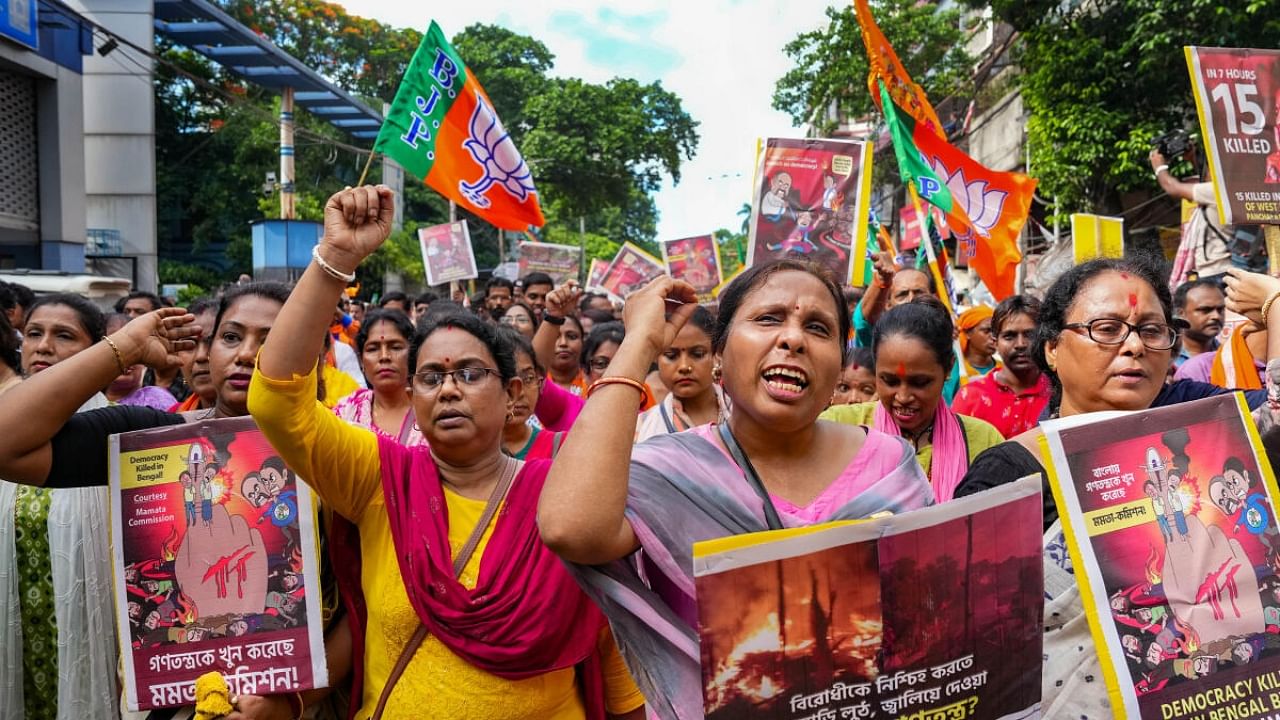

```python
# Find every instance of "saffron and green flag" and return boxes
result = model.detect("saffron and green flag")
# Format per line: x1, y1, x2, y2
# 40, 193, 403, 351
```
878, 81, 1035, 300
374, 21, 545, 230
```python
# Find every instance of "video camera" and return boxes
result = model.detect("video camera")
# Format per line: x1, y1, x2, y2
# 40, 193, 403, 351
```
1151, 129, 1194, 160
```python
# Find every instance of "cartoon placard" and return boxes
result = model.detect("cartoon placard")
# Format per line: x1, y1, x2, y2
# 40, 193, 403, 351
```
418, 220, 478, 286
109, 417, 328, 710
598, 242, 666, 298
518, 241, 580, 284
693, 477, 1044, 720
660, 234, 723, 302
586, 258, 610, 290
747, 137, 874, 285
1042, 394, 1280, 720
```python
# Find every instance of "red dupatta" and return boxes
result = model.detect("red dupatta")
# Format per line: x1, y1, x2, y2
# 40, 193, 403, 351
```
331, 436, 605, 717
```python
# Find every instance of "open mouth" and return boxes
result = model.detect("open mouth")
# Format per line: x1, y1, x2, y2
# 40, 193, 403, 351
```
892, 406, 922, 423
762, 365, 809, 395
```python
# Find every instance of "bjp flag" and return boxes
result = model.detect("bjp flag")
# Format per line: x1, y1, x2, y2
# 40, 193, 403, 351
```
881, 82, 1035, 300
854, 0, 945, 137
374, 22, 545, 230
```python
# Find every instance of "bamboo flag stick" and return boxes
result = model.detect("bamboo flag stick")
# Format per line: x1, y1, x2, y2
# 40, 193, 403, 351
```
356, 151, 377, 187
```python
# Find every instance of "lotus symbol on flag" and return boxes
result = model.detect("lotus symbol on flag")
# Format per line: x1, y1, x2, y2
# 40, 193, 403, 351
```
459, 90, 537, 209
927, 158, 1008, 239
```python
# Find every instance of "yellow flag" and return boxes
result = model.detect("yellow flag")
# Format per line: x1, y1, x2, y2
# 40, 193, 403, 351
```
1071, 213, 1125, 263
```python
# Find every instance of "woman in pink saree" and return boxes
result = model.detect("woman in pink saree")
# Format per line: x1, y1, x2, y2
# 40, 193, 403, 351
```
539, 260, 933, 720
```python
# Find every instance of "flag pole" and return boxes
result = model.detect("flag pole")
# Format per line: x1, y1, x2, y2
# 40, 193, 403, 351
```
908, 184, 954, 317
356, 151, 378, 187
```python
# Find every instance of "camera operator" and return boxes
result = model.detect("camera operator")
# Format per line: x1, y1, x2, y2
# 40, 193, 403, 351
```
1150, 136, 1234, 287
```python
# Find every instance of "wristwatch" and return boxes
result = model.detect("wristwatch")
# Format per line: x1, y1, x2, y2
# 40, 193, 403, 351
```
542, 311, 566, 326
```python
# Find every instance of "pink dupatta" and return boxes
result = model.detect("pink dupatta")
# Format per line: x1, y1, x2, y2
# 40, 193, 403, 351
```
873, 401, 968, 502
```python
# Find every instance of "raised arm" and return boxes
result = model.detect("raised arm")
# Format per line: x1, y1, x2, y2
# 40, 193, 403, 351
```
538, 277, 697, 565
249, 186, 394, 519
1150, 149, 1198, 203
859, 250, 895, 327
532, 281, 582, 374
0, 308, 196, 484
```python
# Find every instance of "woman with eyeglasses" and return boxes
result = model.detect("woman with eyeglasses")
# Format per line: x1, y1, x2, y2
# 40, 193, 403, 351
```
333, 308, 424, 446
499, 301, 540, 340
952, 257, 1280, 720
249, 186, 644, 719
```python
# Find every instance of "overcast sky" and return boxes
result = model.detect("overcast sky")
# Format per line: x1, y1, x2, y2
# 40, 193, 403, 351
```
341, 1, 836, 239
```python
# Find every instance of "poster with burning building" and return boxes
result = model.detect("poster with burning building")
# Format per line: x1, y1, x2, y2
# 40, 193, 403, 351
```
1041, 394, 1280, 720
109, 417, 328, 711
693, 477, 1043, 720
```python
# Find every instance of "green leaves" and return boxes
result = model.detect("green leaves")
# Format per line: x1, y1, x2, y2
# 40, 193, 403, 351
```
773, 1, 974, 133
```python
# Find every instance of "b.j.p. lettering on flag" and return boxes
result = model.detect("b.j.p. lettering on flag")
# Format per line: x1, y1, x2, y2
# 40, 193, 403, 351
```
374, 21, 546, 231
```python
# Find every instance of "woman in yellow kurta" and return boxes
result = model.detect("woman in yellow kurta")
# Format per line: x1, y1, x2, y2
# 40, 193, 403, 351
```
249, 185, 642, 719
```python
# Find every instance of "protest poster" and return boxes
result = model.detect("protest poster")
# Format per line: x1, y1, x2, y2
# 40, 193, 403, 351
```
599, 242, 666, 298
1071, 213, 1125, 263
1186, 47, 1280, 225
747, 138, 874, 285
518, 241, 580, 284
418, 220, 478, 286
660, 234, 723, 302
1041, 394, 1280, 720
693, 477, 1044, 720
899, 204, 924, 251
109, 417, 328, 710
586, 258, 610, 290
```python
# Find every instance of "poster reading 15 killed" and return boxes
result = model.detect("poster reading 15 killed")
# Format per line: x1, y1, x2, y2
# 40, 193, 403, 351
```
747, 137, 874, 285
109, 417, 328, 711
1186, 47, 1280, 225
1042, 394, 1280, 720
693, 477, 1044, 720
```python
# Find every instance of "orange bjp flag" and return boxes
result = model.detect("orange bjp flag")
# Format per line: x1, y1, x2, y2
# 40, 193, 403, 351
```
373, 22, 545, 231
854, 0, 945, 138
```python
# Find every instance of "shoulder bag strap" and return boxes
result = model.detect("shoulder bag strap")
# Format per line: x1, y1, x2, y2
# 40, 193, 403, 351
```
659, 402, 679, 434
370, 458, 522, 719
717, 422, 785, 531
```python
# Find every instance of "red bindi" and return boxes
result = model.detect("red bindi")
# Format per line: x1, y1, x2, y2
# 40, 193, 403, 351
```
851, 363, 860, 371
1120, 273, 1130, 280
895, 362, 906, 379
1128, 293, 1138, 308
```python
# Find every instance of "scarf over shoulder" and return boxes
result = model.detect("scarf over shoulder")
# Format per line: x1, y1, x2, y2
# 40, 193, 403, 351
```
565, 427, 933, 720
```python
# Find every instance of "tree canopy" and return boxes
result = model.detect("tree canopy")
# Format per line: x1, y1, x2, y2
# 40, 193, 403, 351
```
772, 0, 974, 134
155, 1, 698, 294
972, 0, 1280, 215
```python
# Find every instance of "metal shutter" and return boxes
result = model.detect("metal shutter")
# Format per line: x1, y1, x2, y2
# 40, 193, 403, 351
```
0, 70, 39, 232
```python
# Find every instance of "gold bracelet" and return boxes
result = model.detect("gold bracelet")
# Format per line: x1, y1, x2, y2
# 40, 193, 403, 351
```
102, 336, 128, 374
1262, 290, 1280, 323
586, 376, 647, 400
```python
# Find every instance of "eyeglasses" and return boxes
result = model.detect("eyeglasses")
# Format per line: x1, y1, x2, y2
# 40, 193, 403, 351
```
412, 367, 499, 390
587, 357, 612, 372
1063, 319, 1177, 350
518, 370, 543, 386
502, 315, 533, 326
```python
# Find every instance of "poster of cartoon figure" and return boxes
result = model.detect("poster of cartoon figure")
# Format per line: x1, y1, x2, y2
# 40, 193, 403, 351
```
694, 477, 1044, 720
517, 241, 580, 284
660, 234, 723, 302
109, 417, 328, 710
418, 220, 479, 286
747, 137, 874, 285
599, 242, 666, 299
1042, 394, 1280, 720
